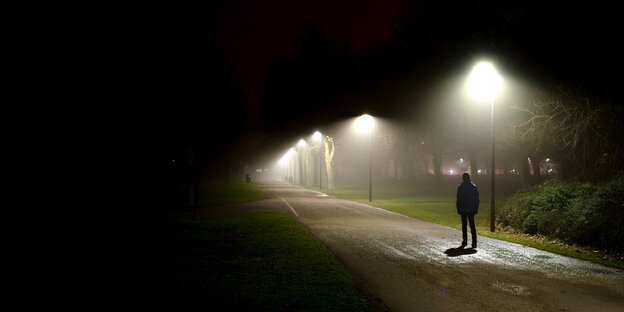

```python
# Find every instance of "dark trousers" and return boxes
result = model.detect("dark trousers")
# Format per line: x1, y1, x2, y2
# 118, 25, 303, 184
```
461, 213, 477, 246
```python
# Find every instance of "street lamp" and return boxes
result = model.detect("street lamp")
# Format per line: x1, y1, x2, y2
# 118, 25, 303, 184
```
312, 131, 323, 190
467, 61, 502, 232
355, 114, 375, 201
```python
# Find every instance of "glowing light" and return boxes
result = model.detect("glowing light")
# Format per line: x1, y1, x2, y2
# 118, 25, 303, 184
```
354, 114, 374, 133
449, 170, 454, 174
546, 158, 550, 162
466, 61, 502, 100
477, 169, 482, 174
279, 150, 291, 164
459, 158, 464, 163
312, 131, 322, 142
297, 139, 307, 147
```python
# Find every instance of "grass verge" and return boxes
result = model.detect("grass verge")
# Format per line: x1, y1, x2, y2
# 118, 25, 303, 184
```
199, 181, 270, 206
172, 181, 270, 211
308, 186, 624, 269
166, 212, 379, 311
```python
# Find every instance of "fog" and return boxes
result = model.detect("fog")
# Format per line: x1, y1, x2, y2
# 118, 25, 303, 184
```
254, 70, 544, 196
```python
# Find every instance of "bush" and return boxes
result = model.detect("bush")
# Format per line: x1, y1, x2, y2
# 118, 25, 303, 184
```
498, 191, 530, 231
498, 173, 624, 253
590, 174, 624, 252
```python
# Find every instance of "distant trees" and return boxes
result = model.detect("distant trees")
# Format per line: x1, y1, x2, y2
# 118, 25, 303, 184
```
504, 85, 623, 181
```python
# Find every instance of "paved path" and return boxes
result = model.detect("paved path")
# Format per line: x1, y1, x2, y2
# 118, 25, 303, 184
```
197, 179, 624, 311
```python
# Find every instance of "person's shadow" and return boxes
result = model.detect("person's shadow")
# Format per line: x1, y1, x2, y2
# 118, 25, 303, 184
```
444, 246, 477, 257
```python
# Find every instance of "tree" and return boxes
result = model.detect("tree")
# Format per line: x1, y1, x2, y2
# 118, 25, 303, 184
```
323, 135, 337, 189
505, 84, 623, 181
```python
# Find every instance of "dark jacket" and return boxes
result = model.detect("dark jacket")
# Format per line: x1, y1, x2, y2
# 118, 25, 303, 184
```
456, 181, 480, 215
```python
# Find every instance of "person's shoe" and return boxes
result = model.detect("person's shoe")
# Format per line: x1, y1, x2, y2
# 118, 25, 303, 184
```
471, 243, 477, 249
460, 242, 467, 248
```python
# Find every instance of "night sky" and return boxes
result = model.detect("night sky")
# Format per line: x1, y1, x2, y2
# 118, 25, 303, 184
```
146, 0, 623, 176
206, 0, 403, 101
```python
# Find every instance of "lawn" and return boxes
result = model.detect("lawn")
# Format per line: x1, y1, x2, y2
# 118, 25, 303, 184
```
166, 212, 379, 311
309, 186, 624, 269
172, 181, 270, 210
198, 181, 270, 206
166, 181, 379, 311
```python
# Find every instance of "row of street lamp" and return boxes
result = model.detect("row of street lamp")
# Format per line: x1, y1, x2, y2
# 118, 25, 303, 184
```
279, 61, 502, 232
279, 115, 375, 198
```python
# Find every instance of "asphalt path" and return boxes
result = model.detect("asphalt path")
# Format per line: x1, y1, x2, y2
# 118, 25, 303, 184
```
204, 179, 624, 311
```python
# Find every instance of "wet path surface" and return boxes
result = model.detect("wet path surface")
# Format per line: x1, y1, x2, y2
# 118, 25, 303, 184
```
206, 179, 624, 311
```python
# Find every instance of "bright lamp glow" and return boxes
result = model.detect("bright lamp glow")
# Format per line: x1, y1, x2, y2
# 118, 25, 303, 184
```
279, 150, 291, 164
312, 131, 322, 142
297, 139, 307, 147
466, 62, 502, 100
354, 114, 374, 133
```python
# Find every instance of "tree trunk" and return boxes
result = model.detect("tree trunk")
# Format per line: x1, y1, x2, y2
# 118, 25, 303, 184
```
557, 151, 569, 180
517, 153, 531, 189
298, 152, 304, 185
324, 136, 336, 189
469, 148, 478, 179
395, 159, 400, 181
325, 158, 335, 189
433, 154, 442, 177
531, 153, 542, 184
406, 155, 414, 182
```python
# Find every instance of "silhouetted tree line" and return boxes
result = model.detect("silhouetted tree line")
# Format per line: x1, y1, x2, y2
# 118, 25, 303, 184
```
152, 1, 253, 181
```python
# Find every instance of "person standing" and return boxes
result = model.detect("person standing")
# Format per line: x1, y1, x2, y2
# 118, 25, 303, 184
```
456, 173, 479, 248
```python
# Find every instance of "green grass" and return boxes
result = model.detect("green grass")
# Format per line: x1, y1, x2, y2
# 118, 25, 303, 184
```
166, 212, 379, 311
173, 181, 270, 210
308, 186, 624, 269
199, 181, 270, 206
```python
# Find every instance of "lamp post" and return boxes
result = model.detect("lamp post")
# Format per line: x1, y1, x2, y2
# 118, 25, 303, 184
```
289, 148, 295, 183
355, 114, 375, 202
467, 62, 502, 232
312, 131, 323, 190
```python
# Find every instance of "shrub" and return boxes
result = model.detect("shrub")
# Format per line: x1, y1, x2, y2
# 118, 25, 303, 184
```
499, 173, 624, 253
590, 174, 624, 252
497, 191, 530, 231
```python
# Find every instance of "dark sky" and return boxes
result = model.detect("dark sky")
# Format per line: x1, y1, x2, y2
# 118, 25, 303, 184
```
203, 0, 404, 109
199, 0, 622, 104
156, 0, 624, 173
